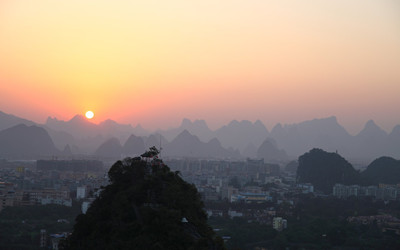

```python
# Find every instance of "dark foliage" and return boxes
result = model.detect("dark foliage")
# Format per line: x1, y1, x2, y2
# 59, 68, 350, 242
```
0, 203, 81, 249
209, 217, 277, 249
361, 156, 400, 185
63, 152, 224, 250
207, 197, 400, 249
296, 148, 359, 194
228, 177, 241, 189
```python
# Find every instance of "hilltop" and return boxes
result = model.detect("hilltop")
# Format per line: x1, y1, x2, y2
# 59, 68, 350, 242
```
296, 148, 400, 194
63, 148, 224, 249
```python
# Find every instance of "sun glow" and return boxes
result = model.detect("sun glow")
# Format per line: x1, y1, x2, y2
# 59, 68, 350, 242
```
85, 111, 94, 119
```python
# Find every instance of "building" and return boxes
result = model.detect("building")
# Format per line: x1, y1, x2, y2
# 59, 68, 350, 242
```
37, 160, 103, 173
333, 183, 398, 200
297, 183, 314, 193
221, 186, 239, 201
333, 184, 347, 198
76, 186, 87, 199
231, 192, 270, 203
40, 229, 47, 248
0, 182, 15, 211
50, 233, 68, 250
228, 210, 243, 218
199, 186, 219, 201
273, 217, 287, 231
41, 197, 72, 207
26, 189, 70, 203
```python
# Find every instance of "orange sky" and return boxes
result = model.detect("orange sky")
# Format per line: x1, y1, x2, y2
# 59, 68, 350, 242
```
0, 0, 399, 134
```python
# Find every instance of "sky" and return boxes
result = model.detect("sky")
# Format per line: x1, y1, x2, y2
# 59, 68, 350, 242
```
0, 0, 399, 134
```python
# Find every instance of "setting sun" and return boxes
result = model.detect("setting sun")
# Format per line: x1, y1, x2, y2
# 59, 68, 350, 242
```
85, 111, 94, 119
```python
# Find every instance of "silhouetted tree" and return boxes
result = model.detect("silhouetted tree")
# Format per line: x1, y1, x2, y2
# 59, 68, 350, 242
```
62, 149, 225, 250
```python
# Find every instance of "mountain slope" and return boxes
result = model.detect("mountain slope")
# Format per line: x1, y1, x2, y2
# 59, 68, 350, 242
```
257, 138, 288, 163
46, 115, 100, 139
352, 120, 388, 159
0, 111, 36, 131
157, 118, 214, 142
0, 124, 59, 158
164, 130, 238, 159
215, 119, 269, 152
94, 137, 123, 159
297, 148, 359, 194
123, 135, 146, 156
361, 157, 400, 185
271, 116, 351, 158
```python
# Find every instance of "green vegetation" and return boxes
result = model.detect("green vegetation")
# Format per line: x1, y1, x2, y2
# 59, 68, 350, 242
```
285, 197, 400, 249
209, 217, 277, 249
209, 197, 400, 249
63, 148, 225, 249
0, 202, 81, 250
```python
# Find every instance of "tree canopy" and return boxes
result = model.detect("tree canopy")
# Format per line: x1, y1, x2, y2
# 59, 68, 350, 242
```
63, 150, 224, 250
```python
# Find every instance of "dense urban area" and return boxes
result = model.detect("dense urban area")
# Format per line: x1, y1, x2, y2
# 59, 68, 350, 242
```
1, 150, 400, 249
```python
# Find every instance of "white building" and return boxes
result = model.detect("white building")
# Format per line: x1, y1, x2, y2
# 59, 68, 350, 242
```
76, 186, 87, 199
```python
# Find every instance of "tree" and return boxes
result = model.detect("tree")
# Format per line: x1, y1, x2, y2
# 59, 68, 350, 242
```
62, 149, 224, 250
228, 177, 241, 189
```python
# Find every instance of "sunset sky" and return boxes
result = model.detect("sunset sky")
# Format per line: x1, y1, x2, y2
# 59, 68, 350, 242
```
1, 0, 399, 134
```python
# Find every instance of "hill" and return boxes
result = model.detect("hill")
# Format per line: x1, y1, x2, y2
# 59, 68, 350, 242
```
63, 148, 224, 249
0, 124, 59, 159
270, 116, 351, 159
296, 148, 359, 194
2, 109, 400, 161
123, 134, 146, 156
361, 156, 400, 185
215, 120, 269, 152
93, 137, 123, 159
163, 130, 239, 159
0, 110, 35, 131
256, 138, 288, 163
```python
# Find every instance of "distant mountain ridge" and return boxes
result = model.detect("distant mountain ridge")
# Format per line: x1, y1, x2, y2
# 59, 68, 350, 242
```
93, 130, 240, 160
270, 116, 400, 161
163, 130, 239, 159
0, 110, 399, 161
270, 116, 351, 158
0, 111, 36, 130
0, 124, 59, 159
257, 138, 288, 163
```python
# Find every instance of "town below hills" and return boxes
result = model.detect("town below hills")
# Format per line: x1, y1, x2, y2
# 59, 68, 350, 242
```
0, 110, 399, 164
296, 148, 400, 194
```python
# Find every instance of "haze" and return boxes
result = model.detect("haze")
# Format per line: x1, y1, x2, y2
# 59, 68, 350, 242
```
1, 0, 399, 134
